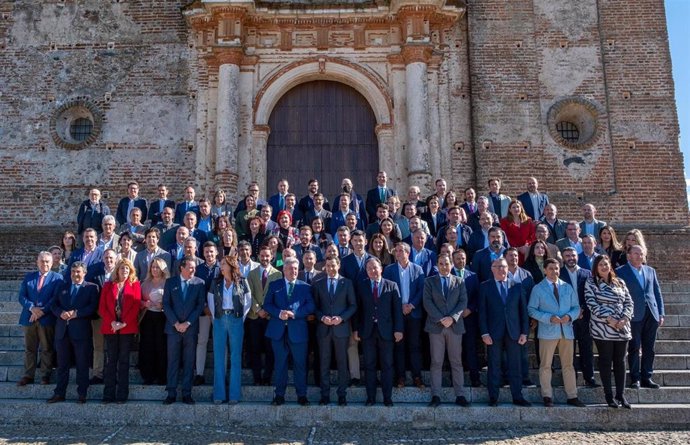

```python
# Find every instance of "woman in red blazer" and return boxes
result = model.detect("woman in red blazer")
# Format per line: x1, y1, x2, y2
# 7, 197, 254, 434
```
99, 258, 141, 404
500, 200, 536, 265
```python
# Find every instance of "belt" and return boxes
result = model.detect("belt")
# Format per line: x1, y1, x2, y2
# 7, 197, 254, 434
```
221, 309, 242, 318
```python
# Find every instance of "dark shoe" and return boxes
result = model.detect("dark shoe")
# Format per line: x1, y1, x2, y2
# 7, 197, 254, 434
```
40, 377, 50, 385
455, 396, 470, 407
17, 377, 34, 387
115, 400, 126, 405
365, 399, 375, 406
193, 375, 205, 386
567, 397, 586, 407
143, 379, 155, 386
396, 377, 405, 388
413, 377, 425, 389
513, 399, 532, 407
615, 396, 632, 409
319, 397, 330, 406
428, 396, 441, 408
641, 379, 660, 389
585, 379, 601, 388
163, 396, 176, 405
47, 395, 65, 404
384, 399, 393, 407
350, 378, 361, 387
271, 396, 285, 406
629, 380, 640, 389
182, 396, 195, 405
89, 376, 104, 385
471, 379, 482, 388
77, 395, 87, 404
543, 397, 554, 407
523, 379, 537, 388
488, 398, 498, 407
338, 396, 347, 406
298, 396, 309, 406
605, 396, 619, 408
102, 399, 114, 405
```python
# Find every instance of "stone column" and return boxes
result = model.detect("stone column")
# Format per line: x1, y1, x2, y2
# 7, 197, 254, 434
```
402, 44, 433, 189
251, 125, 271, 195
376, 124, 396, 180
214, 49, 243, 191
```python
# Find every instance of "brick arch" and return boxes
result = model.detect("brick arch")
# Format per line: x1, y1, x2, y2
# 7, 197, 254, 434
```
253, 57, 393, 127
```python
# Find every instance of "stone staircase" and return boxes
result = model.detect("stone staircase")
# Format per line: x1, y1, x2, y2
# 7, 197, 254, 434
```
1, 280, 690, 428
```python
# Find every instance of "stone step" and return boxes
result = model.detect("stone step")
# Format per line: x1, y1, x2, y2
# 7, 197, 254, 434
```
0, 313, 20, 324
0, 325, 24, 337
0, 282, 21, 291
664, 303, 690, 315
663, 293, 690, 303
658, 327, 690, 340
655, 315, 690, 327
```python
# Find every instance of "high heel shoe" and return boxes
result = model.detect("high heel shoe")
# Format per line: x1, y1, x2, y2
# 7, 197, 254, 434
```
605, 396, 619, 408
615, 395, 632, 409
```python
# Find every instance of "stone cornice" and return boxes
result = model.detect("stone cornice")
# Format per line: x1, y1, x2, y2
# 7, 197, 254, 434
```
401, 44, 433, 64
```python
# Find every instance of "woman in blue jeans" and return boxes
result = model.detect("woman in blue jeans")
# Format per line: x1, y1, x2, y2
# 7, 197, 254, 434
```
209, 255, 252, 404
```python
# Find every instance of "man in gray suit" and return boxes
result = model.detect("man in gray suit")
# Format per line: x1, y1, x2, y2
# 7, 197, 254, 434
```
556, 221, 583, 254
579, 203, 606, 238
312, 256, 358, 406
134, 228, 172, 281
423, 254, 470, 407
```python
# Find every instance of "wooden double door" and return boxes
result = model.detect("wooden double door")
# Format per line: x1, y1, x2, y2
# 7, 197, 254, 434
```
266, 80, 379, 204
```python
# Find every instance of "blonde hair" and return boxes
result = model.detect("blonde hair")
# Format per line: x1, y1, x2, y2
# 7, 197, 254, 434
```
146, 257, 170, 282
112, 258, 138, 284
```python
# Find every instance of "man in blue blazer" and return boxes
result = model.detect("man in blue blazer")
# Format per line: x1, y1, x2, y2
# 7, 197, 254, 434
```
47, 262, 99, 404
410, 229, 438, 277
560, 247, 597, 387
528, 259, 584, 407
264, 257, 315, 406
18, 252, 64, 386
516, 177, 549, 220
267, 179, 290, 221
471, 227, 507, 283
383, 243, 426, 389
115, 181, 148, 226
148, 184, 175, 226
365, 171, 396, 222
174, 186, 200, 225
616, 245, 665, 389
162, 257, 207, 404
478, 257, 531, 407
340, 230, 372, 284
333, 178, 368, 227
354, 257, 403, 406
452, 249, 482, 387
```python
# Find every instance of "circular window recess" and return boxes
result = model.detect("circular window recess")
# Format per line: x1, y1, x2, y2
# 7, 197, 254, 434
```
50, 98, 103, 149
547, 97, 602, 149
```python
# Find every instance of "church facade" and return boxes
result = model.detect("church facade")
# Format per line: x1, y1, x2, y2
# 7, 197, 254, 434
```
0, 0, 687, 276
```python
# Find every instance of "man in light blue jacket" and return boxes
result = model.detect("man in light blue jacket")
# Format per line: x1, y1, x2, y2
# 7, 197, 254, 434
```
528, 258, 585, 408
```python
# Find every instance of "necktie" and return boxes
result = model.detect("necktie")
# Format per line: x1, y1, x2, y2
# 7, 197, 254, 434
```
373, 280, 379, 303
305, 272, 311, 285
442, 277, 449, 297
287, 282, 295, 302
262, 269, 268, 288
329, 279, 336, 298
37, 274, 45, 292
553, 282, 560, 304
499, 282, 507, 303
70, 285, 79, 306
182, 280, 189, 301
279, 195, 285, 210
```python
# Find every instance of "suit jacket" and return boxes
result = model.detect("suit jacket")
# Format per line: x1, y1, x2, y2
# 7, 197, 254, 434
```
208, 277, 252, 321
467, 211, 500, 232
162, 275, 206, 335
77, 200, 111, 235
98, 280, 141, 335
454, 268, 479, 313
155, 223, 181, 250
560, 266, 592, 321
577, 252, 599, 271
471, 247, 505, 283
305, 208, 332, 226
330, 210, 353, 236
579, 219, 607, 238
355, 278, 403, 341
517, 192, 549, 220
195, 261, 221, 292
340, 252, 372, 284
435, 223, 473, 251
67, 247, 103, 272
423, 274, 467, 335
148, 199, 176, 226
460, 202, 479, 218
134, 247, 172, 282
420, 211, 447, 238
556, 237, 582, 253
487, 193, 511, 219
267, 193, 288, 221
294, 243, 324, 264
312, 275, 357, 338
527, 278, 580, 340
298, 194, 331, 215
383, 262, 425, 318
264, 279, 315, 342
85, 262, 112, 293
365, 186, 396, 221
365, 220, 403, 241
18, 271, 63, 326
116, 197, 148, 226
332, 192, 368, 227
402, 234, 436, 252
508, 266, 535, 297
478, 280, 528, 341
174, 201, 200, 225
297, 269, 324, 285
51, 281, 100, 340
616, 263, 664, 322
539, 217, 568, 244
246, 265, 282, 318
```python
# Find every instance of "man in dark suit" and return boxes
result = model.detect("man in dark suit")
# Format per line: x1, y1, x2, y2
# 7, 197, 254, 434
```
383, 242, 426, 389
115, 181, 148, 226
155, 206, 180, 251
293, 226, 324, 266
540, 204, 567, 244
304, 192, 332, 226
517, 177, 549, 220
577, 235, 599, 271
148, 184, 175, 227
426, 178, 448, 209
174, 186, 199, 225
420, 195, 447, 238
333, 178, 368, 227
67, 229, 103, 270
17, 251, 63, 386
77, 188, 110, 236
182, 211, 207, 250
267, 179, 290, 221
460, 187, 478, 218
471, 227, 507, 283
299, 179, 331, 215
353, 257, 404, 406
410, 229, 437, 277
424, 253, 470, 407
312, 256, 357, 405
264, 257, 315, 406
340, 230, 371, 284
467, 196, 500, 232
365, 204, 403, 240
134, 228, 172, 281
467, 212, 508, 262
617, 245, 665, 389
479, 257, 531, 407
560, 247, 597, 387
452, 249, 482, 387
162, 257, 206, 404
435, 207, 472, 250
47, 262, 99, 404
579, 203, 607, 238
365, 171, 396, 222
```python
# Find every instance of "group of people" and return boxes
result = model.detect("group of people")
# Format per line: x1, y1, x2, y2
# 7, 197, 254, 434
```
17, 173, 664, 409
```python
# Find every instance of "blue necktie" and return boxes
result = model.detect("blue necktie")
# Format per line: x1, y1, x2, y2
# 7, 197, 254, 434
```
499, 282, 507, 303
442, 277, 449, 297
279, 195, 285, 210
182, 280, 188, 301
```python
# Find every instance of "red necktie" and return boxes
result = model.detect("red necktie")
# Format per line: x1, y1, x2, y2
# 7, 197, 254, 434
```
37, 274, 45, 292
262, 269, 268, 288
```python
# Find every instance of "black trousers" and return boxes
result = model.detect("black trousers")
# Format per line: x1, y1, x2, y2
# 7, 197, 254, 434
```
103, 333, 133, 402
54, 335, 91, 398
362, 328, 394, 402
139, 311, 167, 384
595, 339, 628, 399
308, 319, 320, 385
573, 318, 594, 381
318, 331, 349, 398
394, 315, 422, 380
245, 317, 274, 383
629, 308, 659, 382
461, 313, 480, 382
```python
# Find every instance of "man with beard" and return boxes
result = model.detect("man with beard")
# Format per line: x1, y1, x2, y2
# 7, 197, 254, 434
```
333, 178, 368, 227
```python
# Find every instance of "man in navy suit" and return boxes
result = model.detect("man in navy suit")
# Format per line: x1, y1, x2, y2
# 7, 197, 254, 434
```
267, 179, 290, 221
467, 196, 500, 232
365, 204, 403, 240
577, 235, 599, 271
479, 257, 531, 407
365, 171, 396, 222
579, 203, 607, 238
617, 245, 665, 389
517, 177, 549, 220
18, 252, 64, 386
333, 178, 368, 227
312, 256, 357, 405
330, 193, 355, 236
148, 184, 175, 227
47, 262, 99, 404
383, 242, 426, 389
460, 187, 478, 218
560, 247, 597, 387
77, 188, 110, 236
452, 249, 482, 387
410, 229, 437, 276
162, 257, 206, 404
182, 211, 207, 250
174, 186, 200, 225
471, 227, 507, 283
67, 229, 103, 270
540, 204, 568, 244
340, 230, 371, 284
298, 178, 331, 215
354, 257, 403, 406
116, 181, 148, 226
264, 257, 315, 406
